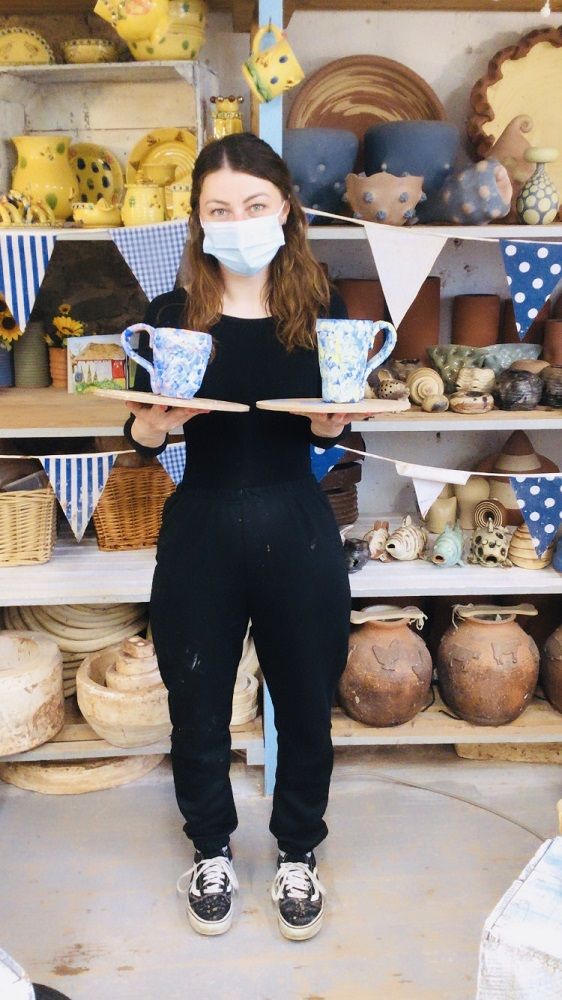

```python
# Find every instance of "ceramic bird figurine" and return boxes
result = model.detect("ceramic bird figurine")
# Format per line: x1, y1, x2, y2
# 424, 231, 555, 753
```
385, 515, 427, 561
431, 522, 464, 568
363, 519, 390, 560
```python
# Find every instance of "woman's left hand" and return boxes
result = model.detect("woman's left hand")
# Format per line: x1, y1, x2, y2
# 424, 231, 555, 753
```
291, 411, 355, 438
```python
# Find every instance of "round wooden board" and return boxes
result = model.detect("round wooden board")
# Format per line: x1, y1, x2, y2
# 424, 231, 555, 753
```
91, 387, 249, 412
256, 397, 411, 414
0, 754, 165, 795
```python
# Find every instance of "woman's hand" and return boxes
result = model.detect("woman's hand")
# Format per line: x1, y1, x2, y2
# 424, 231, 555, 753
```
129, 402, 210, 448
290, 411, 355, 438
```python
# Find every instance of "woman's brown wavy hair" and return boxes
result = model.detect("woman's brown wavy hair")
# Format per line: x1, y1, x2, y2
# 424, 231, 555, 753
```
184, 132, 330, 351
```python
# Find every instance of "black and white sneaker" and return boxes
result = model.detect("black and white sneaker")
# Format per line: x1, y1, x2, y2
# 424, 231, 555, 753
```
176, 846, 238, 936
271, 851, 326, 941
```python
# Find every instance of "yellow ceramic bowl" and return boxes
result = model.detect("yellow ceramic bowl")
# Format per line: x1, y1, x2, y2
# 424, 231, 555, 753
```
63, 38, 118, 64
72, 198, 122, 227
128, 25, 205, 61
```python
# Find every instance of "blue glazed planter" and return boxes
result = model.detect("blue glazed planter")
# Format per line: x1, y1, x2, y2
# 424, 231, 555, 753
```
283, 128, 359, 221
0, 347, 14, 387
364, 121, 459, 222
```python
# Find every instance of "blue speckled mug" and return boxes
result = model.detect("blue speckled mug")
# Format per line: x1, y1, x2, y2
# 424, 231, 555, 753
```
121, 323, 212, 399
317, 318, 397, 403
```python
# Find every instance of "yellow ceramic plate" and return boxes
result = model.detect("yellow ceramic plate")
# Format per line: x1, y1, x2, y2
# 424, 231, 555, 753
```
68, 143, 124, 205
126, 128, 197, 185
0, 27, 55, 65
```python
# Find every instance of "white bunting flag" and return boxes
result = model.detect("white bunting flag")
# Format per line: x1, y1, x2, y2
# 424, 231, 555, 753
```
363, 223, 446, 328
0, 232, 56, 329
40, 453, 116, 542
410, 478, 450, 518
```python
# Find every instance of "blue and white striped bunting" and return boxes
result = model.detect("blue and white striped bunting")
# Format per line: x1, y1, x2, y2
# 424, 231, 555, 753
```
0, 232, 56, 330
39, 453, 116, 542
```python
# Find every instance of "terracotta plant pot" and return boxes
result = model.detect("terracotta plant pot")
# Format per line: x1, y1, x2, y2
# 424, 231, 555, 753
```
339, 605, 432, 726
541, 625, 562, 714
393, 276, 441, 363
48, 346, 68, 389
437, 604, 539, 725
335, 279, 386, 354
543, 320, 562, 365
451, 294, 500, 348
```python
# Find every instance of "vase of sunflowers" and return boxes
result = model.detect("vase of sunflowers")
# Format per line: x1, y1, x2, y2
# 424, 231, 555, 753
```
45, 303, 86, 389
0, 293, 23, 387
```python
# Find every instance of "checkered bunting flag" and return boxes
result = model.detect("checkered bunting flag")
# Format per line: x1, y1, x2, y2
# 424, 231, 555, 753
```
500, 240, 562, 338
510, 475, 562, 557
0, 232, 56, 329
112, 220, 189, 301
39, 453, 116, 542
157, 442, 186, 486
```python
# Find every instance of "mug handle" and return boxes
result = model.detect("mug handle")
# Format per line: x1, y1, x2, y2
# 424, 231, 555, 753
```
365, 321, 398, 376
251, 23, 282, 57
121, 323, 155, 380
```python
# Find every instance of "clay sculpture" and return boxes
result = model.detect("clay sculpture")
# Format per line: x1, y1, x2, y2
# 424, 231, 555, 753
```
385, 515, 427, 561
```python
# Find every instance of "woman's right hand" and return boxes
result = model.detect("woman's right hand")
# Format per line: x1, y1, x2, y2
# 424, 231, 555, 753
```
129, 402, 211, 448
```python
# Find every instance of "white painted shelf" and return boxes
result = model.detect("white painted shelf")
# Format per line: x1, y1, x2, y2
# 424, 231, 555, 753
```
350, 407, 562, 433
308, 224, 562, 241
0, 61, 208, 86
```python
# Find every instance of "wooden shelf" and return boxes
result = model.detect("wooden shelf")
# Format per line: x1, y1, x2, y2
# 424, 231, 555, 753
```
331, 693, 562, 746
350, 407, 562, 433
0, 60, 209, 85
308, 223, 562, 241
0, 695, 265, 764
0, 387, 130, 437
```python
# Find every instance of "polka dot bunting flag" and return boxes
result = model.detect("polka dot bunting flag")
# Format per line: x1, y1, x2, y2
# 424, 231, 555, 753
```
500, 240, 562, 338
509, 475, 562, 557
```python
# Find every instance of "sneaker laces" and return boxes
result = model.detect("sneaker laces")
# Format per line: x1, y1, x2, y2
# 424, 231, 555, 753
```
271, 861, 326, 903
176, 855, 239, 899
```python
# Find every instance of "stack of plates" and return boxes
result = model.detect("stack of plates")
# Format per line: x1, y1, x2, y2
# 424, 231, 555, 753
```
323, 485, 359, 527
2, 603, 148, 699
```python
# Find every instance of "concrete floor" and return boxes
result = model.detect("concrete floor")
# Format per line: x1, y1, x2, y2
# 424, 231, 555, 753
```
1, 745, 560, 1000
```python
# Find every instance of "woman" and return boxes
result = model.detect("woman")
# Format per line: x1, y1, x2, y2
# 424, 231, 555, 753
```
124, 132, 353, 941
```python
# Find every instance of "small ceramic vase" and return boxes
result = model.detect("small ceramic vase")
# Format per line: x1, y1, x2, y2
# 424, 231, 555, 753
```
456, 367, 495, 393
516, 147, 559, 225
421, 394, 449, 413
406, 367, 444, 406
431, 522, 464, 567
345, 171, 425, 225
508, 524, 554, 570
454, 477, 490, 529
541, 364, 562, 407
448, 391, 494, 414
121, 184, 165, 226
437, 603, 539, 725
48, 346, 67, 389
429, 160, 512, 225
493, 369, 543, 410
425, 488, 457, 535
541, 624, 562, 712
363, 519, 389, 560
468, 518, 512, 568
385, 515, 427, 561
340, 605, 432, 726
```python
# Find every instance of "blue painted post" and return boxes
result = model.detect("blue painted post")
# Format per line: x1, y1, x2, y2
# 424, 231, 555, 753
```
257, 0, 283, 797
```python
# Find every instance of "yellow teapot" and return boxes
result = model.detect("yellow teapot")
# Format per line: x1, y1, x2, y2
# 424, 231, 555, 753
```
121, 184, 165, 226
94, 0, 168, 44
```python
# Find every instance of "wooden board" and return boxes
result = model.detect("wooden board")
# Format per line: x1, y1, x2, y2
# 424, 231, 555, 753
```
256, 396, 411, 414
91, 387, 249, 412
455, 742, 562, 763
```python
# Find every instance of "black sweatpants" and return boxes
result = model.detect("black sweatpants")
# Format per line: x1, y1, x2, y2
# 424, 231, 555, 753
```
149, 475, 351, 857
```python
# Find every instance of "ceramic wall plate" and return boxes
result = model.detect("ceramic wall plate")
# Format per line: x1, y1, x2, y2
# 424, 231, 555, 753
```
91, 386, 249, 412
256, 397, 411, 414
69, 143, 124, 205
126, 128, 197, 185
0, 27, 55, 65
468, 27, 562, 201
287, 55, 445, 169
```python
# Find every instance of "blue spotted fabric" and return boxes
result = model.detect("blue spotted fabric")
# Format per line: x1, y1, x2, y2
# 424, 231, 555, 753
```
500, 240, 562, 338
510, 475, 562, 557
310, 444, 338, 482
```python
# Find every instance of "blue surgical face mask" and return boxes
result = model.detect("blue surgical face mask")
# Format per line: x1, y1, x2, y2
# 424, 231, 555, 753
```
201, 202, 286, 276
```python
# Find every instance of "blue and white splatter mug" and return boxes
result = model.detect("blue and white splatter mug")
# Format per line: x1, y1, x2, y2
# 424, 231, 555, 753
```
316, 318, 397, 403
121, 323, 213, 399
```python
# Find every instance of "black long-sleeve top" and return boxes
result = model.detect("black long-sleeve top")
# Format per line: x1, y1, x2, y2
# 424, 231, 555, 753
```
123, 288, 349, 489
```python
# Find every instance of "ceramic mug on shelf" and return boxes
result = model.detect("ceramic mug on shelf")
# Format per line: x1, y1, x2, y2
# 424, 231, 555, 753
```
241, 24, 304, 104
316, 318, 397, 403
121, 324, 212, 398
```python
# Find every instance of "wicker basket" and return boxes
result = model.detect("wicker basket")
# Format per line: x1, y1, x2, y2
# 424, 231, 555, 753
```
93, 465, 175, 551
0, 488, 56, 565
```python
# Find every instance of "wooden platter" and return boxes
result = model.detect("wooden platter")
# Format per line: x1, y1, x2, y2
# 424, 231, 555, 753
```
256, 397, 411, 414
0, 753, 165, 794
91, 387, 250, 412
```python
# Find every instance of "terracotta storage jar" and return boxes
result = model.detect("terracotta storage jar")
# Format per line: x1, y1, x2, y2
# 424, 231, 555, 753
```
437, 604, 539, 725
451, 294, 500, 348
339, 605, 432, 726
393, 276, 440, 363
541, 624, 562, 713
